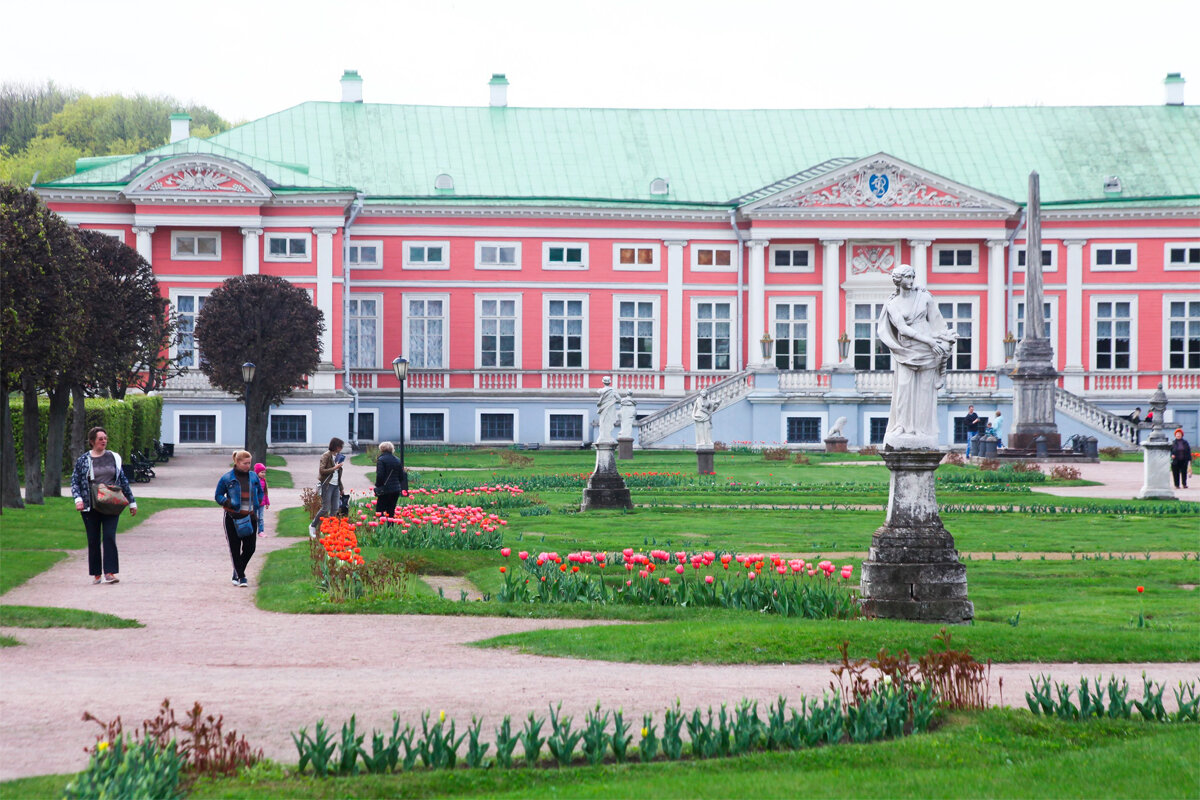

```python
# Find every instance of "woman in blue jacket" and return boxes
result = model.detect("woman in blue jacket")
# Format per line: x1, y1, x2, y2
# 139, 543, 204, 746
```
214, 450, 264, 588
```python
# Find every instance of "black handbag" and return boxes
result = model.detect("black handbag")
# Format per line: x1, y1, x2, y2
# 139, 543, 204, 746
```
338, 493, 350, 515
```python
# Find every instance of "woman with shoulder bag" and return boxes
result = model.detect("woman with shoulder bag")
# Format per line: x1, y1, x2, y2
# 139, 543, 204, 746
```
70, 426, 138, 585
308, 437, 344, 537
214, 450, 264, 588
373, 441, 405, 519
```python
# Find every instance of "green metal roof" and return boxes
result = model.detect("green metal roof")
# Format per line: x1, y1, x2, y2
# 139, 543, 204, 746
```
43, 103, 1200, 207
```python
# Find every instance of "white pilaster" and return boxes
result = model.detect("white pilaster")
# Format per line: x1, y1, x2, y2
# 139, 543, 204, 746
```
1063, 239, 1087, 393
820, 239, 844, 368
240, 227, 262, 275
664, 240, 687, 394
313, 227, 338, 392
132, 226, 155, 265
908, 239, 931, 286
747, 239, 768, 369
986, 239, 1007, 368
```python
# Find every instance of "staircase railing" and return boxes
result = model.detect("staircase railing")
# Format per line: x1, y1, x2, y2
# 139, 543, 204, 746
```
1055, 387, 1138, 444
637, 371, 755, 446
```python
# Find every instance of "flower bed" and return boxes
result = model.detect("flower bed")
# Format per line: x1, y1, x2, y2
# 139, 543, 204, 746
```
355, 502, 508, 550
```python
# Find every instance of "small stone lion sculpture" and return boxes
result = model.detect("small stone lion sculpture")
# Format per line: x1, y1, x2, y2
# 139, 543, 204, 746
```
827, 416, 848, 438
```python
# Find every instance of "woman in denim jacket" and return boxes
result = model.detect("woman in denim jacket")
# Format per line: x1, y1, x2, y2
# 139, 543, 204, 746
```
214, 450, 264, 587
70, 426, 138, 584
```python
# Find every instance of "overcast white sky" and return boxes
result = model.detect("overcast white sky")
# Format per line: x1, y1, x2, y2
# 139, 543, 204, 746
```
3, 0, 1198, 122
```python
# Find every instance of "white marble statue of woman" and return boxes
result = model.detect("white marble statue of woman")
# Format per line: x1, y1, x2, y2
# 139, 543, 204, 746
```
877, 264, 957, 450
618, 391, 637, 439
692, 388, 720, 449
595, 376, 619, 444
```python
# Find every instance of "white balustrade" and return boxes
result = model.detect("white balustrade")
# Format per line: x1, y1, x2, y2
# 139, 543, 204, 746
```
348, 371, 375, 390
855, 372, 894, 393
407, 371, 447, 390
777, 371, 830, 391
543, 371, 585, 390
1055, 387, 1137, 444
475, 371, 520, 390
1166, 373, 1200, 392
616, 372, 659, 391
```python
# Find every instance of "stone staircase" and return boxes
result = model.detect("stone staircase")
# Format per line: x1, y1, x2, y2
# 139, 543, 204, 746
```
1055, 387, 1138, 445
636, 371, 756, 446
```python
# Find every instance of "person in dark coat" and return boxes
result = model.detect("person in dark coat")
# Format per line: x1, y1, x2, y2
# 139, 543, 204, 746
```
373, 441, 406, 519
964, 405, 981, 456
1170, 428, 1192, 489
70, 426, 138, 584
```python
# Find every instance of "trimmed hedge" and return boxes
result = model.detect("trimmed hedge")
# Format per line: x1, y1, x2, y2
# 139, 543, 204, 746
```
8, 394, 161, 479
128, 395, 163, 453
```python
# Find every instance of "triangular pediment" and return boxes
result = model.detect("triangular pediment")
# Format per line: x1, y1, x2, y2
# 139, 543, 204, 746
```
740, 153, 1018, 215
124, 154, 274, 202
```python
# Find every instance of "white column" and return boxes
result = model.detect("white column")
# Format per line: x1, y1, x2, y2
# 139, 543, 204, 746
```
820, 239, 844, 368
664, 240, 687, 394
1063, 239, 1087, 393
240, 227, 262, 275
313, 227, 338, 392
132, 226, 155, 265
986, 239, 1007, 368
746, 239, 768, 369
908, 239, 931, 286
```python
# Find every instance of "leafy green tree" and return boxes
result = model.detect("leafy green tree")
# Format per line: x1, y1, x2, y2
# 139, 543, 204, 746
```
0, 81, 78, 153
0, 135, 85, 190
195, 276, 324, 466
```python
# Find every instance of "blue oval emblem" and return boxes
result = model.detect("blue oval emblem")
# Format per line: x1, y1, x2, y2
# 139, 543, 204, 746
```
869, 173, 889, 198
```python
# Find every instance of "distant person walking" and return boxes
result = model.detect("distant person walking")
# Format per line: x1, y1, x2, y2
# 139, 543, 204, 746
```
215, 450, 264, 587
1170, 428, 1192, 489
70, 426, 138, 585
373, 441, 405, 519
308, 437, 345, 537
253, 462, 270, 536
964, 405, 981, 456
991, 410, 1006, 448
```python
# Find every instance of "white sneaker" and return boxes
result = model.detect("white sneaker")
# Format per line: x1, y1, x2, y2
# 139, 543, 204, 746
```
308, 522, 318, 537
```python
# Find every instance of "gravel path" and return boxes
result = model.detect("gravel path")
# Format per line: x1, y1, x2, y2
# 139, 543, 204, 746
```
1, 453, 1196, 781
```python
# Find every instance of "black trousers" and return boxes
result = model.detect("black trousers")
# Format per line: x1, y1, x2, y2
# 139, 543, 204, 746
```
81, 510, 120, 576
1172, 463, 1190, 488
224, 514, 257, 580
376, 491, 400, 518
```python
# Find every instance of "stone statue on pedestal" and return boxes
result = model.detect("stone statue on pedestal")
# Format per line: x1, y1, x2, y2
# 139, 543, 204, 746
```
595, 376, 618, 444
618, 391, 637, 439
692, 389, 719, 449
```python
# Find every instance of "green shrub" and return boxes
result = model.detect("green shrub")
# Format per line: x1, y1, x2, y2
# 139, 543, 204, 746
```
63, 735, 184, 800
128, 395, 163, 453
85, 398, 133, 460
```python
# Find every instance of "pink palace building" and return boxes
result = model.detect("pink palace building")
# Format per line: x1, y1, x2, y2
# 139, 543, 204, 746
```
35, 71, 1200, 451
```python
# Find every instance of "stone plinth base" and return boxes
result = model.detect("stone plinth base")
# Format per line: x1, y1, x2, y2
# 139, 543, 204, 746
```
1138, 439, 1176, 500
581, 442, 632, 510
859, 450, 973, 623
696, 448, 715, 475
1009, 432, 1061, 451
617, 437, 634, 460
824, 436, 848, 453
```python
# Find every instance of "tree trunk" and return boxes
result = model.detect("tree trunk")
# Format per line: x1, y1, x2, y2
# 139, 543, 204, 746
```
1, 374, 24, 510
247, 391, 270, 468
22, 375, 44, 505
44, 378, 70, 497
70, 384, 88, 461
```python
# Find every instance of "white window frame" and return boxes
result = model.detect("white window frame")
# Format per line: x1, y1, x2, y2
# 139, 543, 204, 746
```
346, 239, 383, 269
168, 288, 214, 366
171, 230, 221, 261
864, 413, 890, 446
1163, 294, 1200, 372
542, 242, 588, 270
475, 408, 519, 444
934, 296, 980, 371
475, 241, 522, 270
768, 244, 816, 274
1014, 295, 1059, 348
613, 294, 660, 372
612, 243, 660, 272
769, 296, 816, 370
1090, 294, 1138, 372
402, 293, 450, 370
1164, 242, 1200, 271
347, 293, 383, 369
348, 408, 379, 441
263, 232, 312, 262
691, 244, 737, 273
848, 293, 893, 372
407, 408, 450, 443
931, 243, 979, 274
475, 294, 523, 369
1013, 243, 1059, 273
403, 240, 450, 270
1090, 243, 1137, 272
173, 409, 222, 445
542, 293, 589, 371
780, 412, 828, 445
267, 410, 312, 445
88, 228, 127, 243
690, 296, 737, 372
544, 409, 589, 444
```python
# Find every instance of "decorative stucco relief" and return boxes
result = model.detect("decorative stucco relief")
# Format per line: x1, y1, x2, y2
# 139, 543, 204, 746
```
146, 168, 249, 193
788, 161, 988, 209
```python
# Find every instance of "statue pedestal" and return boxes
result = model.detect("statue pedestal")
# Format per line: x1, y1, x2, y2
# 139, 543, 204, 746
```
1138, 439, 1176, 500
696, 448, 715, 475
617, 437, 634, 460
581, 442, 632, 511
860, 450, 973, 623
824, 436, 848, 454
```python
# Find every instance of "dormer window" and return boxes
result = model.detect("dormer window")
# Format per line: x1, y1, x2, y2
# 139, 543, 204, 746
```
649, 178, 669, 195
434, 173, 454, 191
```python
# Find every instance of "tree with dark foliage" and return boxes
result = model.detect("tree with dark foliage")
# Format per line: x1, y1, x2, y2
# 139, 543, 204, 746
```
195, 275, 324, 466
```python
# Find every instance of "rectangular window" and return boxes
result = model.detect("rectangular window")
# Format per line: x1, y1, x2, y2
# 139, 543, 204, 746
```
1168, 300, 1200, 370
937, 301, 974, 370
173, 293, 208, 367
772, 301, 811, 370
270, 414, 307, 443
786, 417, 820, 444
543, 243, 587, 269
178, 414, 216, 443
404, 241, 449, 269
171, 231, 220, 260
479, 413, 514, 442
1015, 300, 1055, 343
953, 416, 970, 444
548, 413, 584, 441
1091, 244, 1135, 271
694, 301, 732, 371
479, 298, 518, 368
347, 296, 379, 369
853, 303, 890, 371
547, 298, 584, 368
692, 245, 736, 272
617, 299, 656, 370
347, 241, 381, 267
1016, 247, 1057, 271
1165, 243, 1200, 271
1094, 300, 1132, 371
614, 244, 659, 271
265, 234, 309, 260
868, 417, 888, 445
410, 413, 446, 442
769, 245, 815, 273
407, 296, 446, 369
931, 244, 978, 273
348, 412, 375, 441
476, 242, 521, 269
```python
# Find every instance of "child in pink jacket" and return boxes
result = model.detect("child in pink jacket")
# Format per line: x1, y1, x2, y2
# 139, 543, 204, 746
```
253, 463, 270, 536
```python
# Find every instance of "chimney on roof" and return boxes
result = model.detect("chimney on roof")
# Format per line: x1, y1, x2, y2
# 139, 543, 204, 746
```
169, 112, 191, 143
1164, 72, 1185, 106
489, 73, 509, 108
341, 70, 364, 103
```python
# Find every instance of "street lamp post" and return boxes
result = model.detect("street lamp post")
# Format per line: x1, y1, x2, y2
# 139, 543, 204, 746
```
241, 362, 256, 455
391, 356, 410, 492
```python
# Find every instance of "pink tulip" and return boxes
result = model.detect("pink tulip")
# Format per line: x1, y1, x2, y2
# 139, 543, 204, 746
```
705, 575, 714, 585
675, 564, 685, 575
500, 548, 511, 557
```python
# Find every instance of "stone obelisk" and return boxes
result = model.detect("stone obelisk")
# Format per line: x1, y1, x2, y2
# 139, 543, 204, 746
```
1009, 171, 1061, 451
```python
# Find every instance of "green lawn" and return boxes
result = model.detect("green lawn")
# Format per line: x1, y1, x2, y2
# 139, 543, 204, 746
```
0, 605, 142, 630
